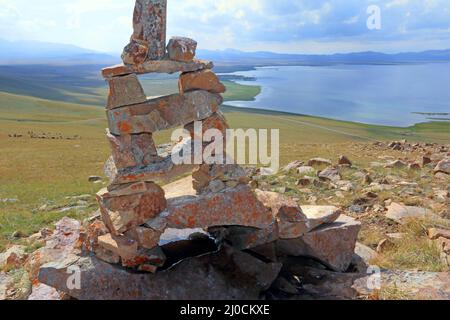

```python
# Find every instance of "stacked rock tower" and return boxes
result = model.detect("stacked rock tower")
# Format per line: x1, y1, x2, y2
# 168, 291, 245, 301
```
93, 0, 277, 273
37, 0, 363, 299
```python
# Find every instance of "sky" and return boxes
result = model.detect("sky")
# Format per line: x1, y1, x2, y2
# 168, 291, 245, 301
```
0, 0, 449, 54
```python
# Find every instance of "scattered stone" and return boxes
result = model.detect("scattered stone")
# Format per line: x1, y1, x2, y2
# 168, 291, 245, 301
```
167, 37, 197, 62
296, 176, 319, 187
338, 155, 352, 167
318, 167, 341, 182
25, 218, 81, 282
428, 228, 450, 240
297, 166, 315, 175
434, 158, 450, 174
422, 156, 432, 167
376, 238, 395, 253
408, 163, 421, 171
106, 74, 147, 109
385, 160, 407, 169
0, 246, 28, 272
385, 202, 436, 224
307, 158, 332, 167
276, 215, 361, 272
283, 160, 304, 172
353, 270, 450, 300
88, 176, 102, 183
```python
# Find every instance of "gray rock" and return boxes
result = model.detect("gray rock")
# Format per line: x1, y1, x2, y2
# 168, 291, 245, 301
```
39, 246, 282, 300
276, 215, 361, 272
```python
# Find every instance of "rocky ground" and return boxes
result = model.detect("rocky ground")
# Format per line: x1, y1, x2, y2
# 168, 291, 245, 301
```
0, 140, 448, 300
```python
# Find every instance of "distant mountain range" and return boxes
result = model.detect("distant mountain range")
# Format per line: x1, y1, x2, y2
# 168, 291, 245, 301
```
0, 39, 118, 65
1, 39, 449, 66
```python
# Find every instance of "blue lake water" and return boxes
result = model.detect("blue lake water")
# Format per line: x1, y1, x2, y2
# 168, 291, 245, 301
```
224, 63, 450, 127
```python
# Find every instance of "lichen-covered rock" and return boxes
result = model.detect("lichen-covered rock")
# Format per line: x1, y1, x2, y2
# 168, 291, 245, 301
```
276, 215, 361, 272
121, 40, 149, 66
107, 91, 222, 135
25, 218, 81, 282
106, 74, 147, 109
167, 37, 197, 62
123, 0, 167, 62
97, 183, 167, 235
0, 246, 28, 272
165, 185, 274, 230
254, 190, 308, 239
107, 131, 160, 170
179, 69, 226, 94
102, 60, 213, 78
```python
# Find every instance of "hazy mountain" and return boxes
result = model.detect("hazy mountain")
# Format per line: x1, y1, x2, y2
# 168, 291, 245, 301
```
198, 48, 450, 66
0, 39, 119, 65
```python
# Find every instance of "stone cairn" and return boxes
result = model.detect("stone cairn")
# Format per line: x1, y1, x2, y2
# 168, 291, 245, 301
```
38, 0, 362, 300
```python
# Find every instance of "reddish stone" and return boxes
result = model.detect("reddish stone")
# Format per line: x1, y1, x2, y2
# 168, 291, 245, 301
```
179, 69, 226, 94
167, 37, 197, 62
165, 185, 274, 230
97, 183, 167, 235
106, 74, 147, 109
107, 91, 223, 135
97, 233, 138, 262
125, 226, 161, 250
121, 40, 149, 66
107, 131, 160, 170
184, 112, 229, 140
124, 0, 167, 62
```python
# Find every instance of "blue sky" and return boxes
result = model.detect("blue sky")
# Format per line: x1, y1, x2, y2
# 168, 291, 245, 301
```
0, 0, 449, 54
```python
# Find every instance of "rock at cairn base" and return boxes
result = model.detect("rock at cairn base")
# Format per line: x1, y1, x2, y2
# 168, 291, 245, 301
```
38, 246, 282, 300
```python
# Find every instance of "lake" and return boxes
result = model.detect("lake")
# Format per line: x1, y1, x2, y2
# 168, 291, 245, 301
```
224, 63, 450, 127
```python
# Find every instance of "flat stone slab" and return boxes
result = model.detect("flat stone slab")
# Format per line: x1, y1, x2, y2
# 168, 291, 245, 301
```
386, 202, 437, 224
301, 206, 342, 231
102, 59, 213, 78
38, 247, 282, 300
110, 156, 196, 185
276, 215, 361, 272
107, 91, 222, 135
164, 185, 274, 230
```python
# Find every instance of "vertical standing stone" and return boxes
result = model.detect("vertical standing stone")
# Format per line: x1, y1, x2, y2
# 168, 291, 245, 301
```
123, 0, 167, 63
107, 74, 147, 109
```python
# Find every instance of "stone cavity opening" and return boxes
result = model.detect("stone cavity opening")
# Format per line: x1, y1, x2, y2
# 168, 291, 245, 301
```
138, 73, 180, 100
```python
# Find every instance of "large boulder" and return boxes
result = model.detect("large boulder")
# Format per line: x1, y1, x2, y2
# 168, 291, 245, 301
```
38, 246, 282, 300
276, 215, 361, 272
